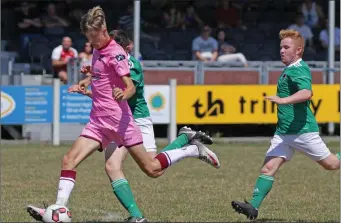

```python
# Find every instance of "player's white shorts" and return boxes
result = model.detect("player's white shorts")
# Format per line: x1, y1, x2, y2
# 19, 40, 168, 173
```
266, 132, 331, 161
108, 117, 157, 152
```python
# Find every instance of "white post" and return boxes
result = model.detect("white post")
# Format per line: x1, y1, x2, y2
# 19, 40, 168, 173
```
168, 79, 177, 142
133, 0, 140, 59
327, 0, 335, 135
53, 78, 60, 146
339, 3, 341, 217
8, 59, 13, 76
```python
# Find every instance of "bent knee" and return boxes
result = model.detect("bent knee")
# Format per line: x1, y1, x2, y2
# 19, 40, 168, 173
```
321, 162, 340, 170
260, 158, 284, 176
143, 167, 159, 178
318, 154, 340, 170
105, 162, 123, 174
141, 163, 162, 178
260, 162, 276, 175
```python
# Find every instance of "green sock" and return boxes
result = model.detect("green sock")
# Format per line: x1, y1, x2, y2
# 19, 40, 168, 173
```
250, 174, 274, 209
112, 179, 143, 218
160, 134, 189, 152
336, 152, 340, 160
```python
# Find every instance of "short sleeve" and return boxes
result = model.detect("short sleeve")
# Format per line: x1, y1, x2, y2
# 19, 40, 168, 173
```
287, 67, 312, 91
51, 47, 61, 60
192, 38, 199, 51
72, 48, 78, 58
109, 52, 130, 77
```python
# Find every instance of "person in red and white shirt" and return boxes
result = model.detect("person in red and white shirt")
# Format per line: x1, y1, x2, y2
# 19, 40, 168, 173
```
51, 36, 78, 83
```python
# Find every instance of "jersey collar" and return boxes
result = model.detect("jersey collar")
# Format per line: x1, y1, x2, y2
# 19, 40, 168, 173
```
287, 58, 302, 68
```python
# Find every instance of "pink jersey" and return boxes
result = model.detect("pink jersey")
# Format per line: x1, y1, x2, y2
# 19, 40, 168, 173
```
90, 39, 131, 117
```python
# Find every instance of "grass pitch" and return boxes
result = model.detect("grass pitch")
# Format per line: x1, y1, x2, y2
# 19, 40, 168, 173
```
1, 142, 339, 222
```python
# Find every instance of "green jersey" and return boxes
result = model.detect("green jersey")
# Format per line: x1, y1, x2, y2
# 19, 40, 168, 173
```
275, 59, 319, 135
127, 55, 151, 119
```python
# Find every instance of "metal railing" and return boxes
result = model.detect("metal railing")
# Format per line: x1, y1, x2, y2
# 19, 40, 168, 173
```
1, 59, 339, 86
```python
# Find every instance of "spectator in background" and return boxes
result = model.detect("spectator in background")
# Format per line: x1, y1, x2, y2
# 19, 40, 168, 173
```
42, 3, 69, 35
192, 25, 218, 61
17, 2, 42, 37
16, 2, 43, 59
299, 0, 324, 28
162, 6, 185, 28
51, 36, 78, 84
79, 41, 93, 68
55, 0, 83, 29
184, 5, 203, 28
215, 0, 245, 30
319, 19, 340, 53
118, 4, 160, 45
288, 13, 314, 47
216, 29, 248, 67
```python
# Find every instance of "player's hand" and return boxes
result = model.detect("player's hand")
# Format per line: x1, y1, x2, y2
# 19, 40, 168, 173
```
79, 76, 91, 90
68, 84, 86, 94
265, 95, 285, 104
112, 87, 124, 101
80, 65, 92, 75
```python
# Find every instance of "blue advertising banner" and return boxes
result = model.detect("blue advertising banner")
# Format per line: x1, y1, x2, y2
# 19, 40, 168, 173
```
1, 86, 53, 124
59, 85, 92, 123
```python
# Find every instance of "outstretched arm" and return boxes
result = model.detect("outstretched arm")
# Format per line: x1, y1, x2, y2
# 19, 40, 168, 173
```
265, 89, 312, 105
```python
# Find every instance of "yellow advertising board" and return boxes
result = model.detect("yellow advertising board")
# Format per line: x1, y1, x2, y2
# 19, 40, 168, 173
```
176, 85, 340, 124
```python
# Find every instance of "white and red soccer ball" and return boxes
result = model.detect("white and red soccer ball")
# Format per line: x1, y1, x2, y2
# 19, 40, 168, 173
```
42, 204, 72, 223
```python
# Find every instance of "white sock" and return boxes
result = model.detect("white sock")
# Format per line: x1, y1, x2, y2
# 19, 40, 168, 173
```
163, 145, 199, 166
55, 170, 76, 206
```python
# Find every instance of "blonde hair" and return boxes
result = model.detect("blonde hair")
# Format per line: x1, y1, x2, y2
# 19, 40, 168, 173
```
279, 29, 305, 56
80, 6, 107, 33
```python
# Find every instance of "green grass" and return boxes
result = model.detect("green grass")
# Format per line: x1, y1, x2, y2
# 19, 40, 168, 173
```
1, 142, 339, 222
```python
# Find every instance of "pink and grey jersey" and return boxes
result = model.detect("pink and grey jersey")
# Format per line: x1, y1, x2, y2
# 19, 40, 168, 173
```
90, 39, 131, 117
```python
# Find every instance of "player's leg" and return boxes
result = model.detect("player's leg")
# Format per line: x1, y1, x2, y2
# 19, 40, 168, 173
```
104, 143, 146, 221
121, 116, 219, 177
135, 116, 213, 153
27, 118, 105, 221
58, 70, 68, 84
135, 117, 157, 157
103, 117, 160, 222
293, 133, 340, 170
160, 126, 213, 152
27, 136, 101, 221
232, 135, 294, 220
318, 154, 340, 170
135, 117, 213, 153
128, 139, 219, 178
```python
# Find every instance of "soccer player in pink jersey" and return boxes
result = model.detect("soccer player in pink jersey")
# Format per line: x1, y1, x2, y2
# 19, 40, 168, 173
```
27, 6, 220, 222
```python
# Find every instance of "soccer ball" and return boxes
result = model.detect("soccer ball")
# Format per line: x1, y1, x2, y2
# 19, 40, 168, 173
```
42, 204, 72, 223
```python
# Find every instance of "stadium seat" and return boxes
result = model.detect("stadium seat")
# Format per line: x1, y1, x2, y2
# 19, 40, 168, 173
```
158, 36, 175, 55
29, 41, 52, 62
1, 40, 7, 51
172, 51, 190, 61
12, 63, 31, 75
243, 11, 261, 24
303, 48, 317, 61
1, 57, 12, 75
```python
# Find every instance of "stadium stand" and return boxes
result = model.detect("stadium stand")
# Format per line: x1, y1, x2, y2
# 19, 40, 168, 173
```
1, 0, 339, 73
